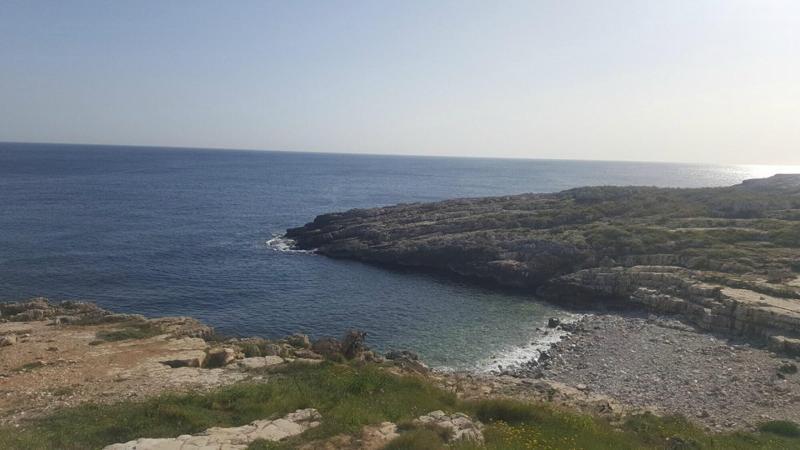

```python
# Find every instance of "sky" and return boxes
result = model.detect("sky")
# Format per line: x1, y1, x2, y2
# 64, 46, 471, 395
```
1, 0, 798, 165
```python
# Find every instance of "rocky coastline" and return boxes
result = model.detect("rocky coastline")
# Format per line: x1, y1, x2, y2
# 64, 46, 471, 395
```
285, 174, 800, 357
0, 299, 425, 425
3, 294, 799, 438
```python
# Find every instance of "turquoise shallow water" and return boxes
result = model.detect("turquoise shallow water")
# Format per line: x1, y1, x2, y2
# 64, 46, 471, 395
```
0, 142, 778, 369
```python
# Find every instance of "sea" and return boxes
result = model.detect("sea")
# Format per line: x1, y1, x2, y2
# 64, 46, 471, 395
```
0, 142, 788, 371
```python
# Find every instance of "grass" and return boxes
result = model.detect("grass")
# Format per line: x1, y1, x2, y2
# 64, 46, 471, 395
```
383, 428, 449, 449
90, 322, 162, 344
758, 420, 800, 438
0, 363, 798, 450
0, 362, 455, 450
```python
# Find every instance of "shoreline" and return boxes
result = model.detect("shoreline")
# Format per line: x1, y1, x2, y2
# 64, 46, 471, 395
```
1, 298, 799, 434
537, 313, 800, 431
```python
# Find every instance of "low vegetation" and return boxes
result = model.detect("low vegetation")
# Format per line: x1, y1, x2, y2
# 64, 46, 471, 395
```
90, 322, 162, 344
1, 362, 798, 449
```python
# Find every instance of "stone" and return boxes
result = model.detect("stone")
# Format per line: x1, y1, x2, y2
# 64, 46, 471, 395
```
205, 348, 237, 368
293, 349, 324, 360
103, 408, 321, 450
161, 350, 206, 368
263, 355, 285, 367
238, 357, 268, 370
548, 317, 561, 328
778, 362, 798, 375
0, 334, 17, 346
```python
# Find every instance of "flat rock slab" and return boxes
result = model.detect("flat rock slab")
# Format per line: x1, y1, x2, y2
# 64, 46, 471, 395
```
237, 355, 285, 370
104, 408, 321, 450
0, 322, 246, 424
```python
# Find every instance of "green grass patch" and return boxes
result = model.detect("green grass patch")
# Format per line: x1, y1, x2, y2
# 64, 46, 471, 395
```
1, 363, 799, 450
759, 420, 800, 437
92, 322, 162, 343
0, 362, 456, 450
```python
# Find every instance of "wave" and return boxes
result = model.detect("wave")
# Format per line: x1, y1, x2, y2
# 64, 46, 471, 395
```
265, 234, 315, 254
471, 313, 583, 374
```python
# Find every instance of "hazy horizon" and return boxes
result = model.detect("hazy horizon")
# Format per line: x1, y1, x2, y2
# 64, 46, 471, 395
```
8, 141, 800, 177
2, 1, 799, 165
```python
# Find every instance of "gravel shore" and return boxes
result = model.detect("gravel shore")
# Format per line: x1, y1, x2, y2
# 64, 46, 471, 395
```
536, 313, 800, 430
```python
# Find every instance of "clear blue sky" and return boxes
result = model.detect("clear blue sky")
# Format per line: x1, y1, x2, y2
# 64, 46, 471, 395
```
1, 0, 798, 164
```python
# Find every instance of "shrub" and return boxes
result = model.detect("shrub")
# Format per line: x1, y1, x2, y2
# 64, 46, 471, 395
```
94, 323, 161, 343
471, 399, 537, 424
759, 420, 800, 437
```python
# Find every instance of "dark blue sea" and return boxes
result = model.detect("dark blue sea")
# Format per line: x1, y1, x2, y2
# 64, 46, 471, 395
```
0, 143, 780, 370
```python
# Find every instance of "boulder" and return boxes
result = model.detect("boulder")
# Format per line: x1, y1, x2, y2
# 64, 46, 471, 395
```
0, 334, 17, 347
547, 317, 561, 328
238, 357, 269, 370
161, 350, 206, 368
205, 347, 237, 368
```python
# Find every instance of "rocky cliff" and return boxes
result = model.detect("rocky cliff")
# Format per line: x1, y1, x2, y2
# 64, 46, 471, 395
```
287, 174, 800, 351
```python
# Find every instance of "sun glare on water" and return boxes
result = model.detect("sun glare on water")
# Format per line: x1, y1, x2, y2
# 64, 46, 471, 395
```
739, 164, 800, 180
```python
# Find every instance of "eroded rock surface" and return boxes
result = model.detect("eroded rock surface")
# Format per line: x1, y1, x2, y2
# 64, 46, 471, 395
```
104, 408, 321, 450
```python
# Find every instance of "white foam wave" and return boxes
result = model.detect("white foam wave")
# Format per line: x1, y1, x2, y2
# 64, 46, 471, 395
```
265, 234, 315, 254
473, 313, 584, 374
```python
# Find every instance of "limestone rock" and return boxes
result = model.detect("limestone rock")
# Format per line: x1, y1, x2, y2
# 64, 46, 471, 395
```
294, 349, 324, 360
0, 334, 17, 347
103, 408, 321, 450
161, 349, 206, 368
204, 348, 237, 368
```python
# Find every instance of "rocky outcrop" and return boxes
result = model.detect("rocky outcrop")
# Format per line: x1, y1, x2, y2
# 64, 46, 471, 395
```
415, 410, 484, 443
538, 266, 800, 352
286, 175, 800, 350
0, 298, 143, 325
104, 408, 321, 450
0, 298, 213, 339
